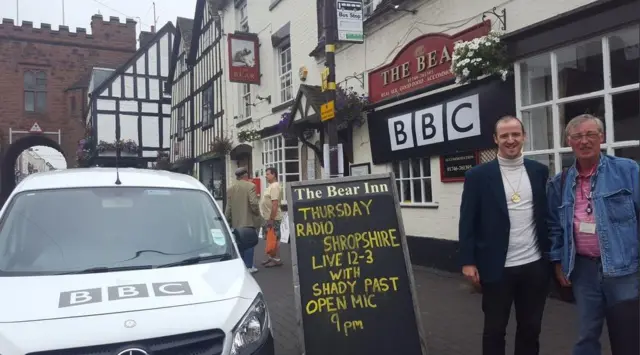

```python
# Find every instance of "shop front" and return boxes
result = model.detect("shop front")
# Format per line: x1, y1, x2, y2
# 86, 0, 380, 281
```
503, 0, 640, 172
345, 20, 511, 271
366, 76, 515, 271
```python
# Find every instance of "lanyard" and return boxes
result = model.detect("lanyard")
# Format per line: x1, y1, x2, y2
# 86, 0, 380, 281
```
578, 166, 598, 215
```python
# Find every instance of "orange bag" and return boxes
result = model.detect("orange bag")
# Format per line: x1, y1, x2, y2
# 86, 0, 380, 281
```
265, 227, 277, 257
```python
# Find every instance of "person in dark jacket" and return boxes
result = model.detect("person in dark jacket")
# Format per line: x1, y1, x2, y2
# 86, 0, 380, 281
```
458, 116, 551, 355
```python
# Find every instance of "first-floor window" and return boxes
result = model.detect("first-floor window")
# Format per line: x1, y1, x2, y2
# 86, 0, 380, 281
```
278, 43, 293, 103
262, 135, 300, 200
392, 157, 432, 204
517, 24, 640, 173
177, 105, 185, 140
24, 70, 47, 112
241, 84, 251, 118
202, 85, 214, 126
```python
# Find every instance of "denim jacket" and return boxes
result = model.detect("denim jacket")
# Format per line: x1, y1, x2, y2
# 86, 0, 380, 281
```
547, 154, 640, 278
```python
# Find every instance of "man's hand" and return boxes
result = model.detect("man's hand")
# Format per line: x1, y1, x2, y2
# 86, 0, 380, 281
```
462, 265, 480, 285
266, 219, 274, 228
554, 263, 571, 287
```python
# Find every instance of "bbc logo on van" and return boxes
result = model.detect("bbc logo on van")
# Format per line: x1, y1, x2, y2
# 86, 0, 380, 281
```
387, 94, 481, 151
58, 281, 193, 308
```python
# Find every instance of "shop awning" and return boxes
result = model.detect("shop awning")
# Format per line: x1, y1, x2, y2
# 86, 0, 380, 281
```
229, 143, 252, 160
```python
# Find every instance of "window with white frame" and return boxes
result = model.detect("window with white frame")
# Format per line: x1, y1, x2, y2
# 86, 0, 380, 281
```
516, 25, 640, 173
238, 1, 249, 32
363, 0, 381, 18
240, 84, 251, 118
392, 157, 433, 204
262, 135, 300, 200
278, 43, 293, 103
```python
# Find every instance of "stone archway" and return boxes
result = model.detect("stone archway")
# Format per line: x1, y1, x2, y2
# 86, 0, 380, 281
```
1, 135, 65, 200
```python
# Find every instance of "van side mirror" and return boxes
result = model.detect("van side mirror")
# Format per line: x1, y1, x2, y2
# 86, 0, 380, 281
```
232, 227, 259, 252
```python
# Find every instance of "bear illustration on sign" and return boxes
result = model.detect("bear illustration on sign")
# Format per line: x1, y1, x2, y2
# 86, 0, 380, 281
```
231, 38, 255, 67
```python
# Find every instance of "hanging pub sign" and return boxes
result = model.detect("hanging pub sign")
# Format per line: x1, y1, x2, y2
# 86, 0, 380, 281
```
286, 173, 427, 355
336, 0, 364, 43
227, 32, 261, 85
367, 21, 491, 104
440, 151, 479, 182
367, 76, 515, 165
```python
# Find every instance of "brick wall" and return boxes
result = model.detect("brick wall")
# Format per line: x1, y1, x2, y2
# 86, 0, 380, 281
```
0, 15, 137, 171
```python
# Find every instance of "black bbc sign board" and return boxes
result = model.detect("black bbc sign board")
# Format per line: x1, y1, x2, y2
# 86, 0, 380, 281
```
286, 173, 427, 355
367, 76, 515, 165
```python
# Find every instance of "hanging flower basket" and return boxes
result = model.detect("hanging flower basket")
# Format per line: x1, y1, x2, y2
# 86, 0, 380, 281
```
154, 151, 171, 170
237, 129, 262, 143
210, 136, 233, 155
450, 31, 510, 85
97, 139, 139, 154
76, 131, 94, 168
335, 86, 369, 129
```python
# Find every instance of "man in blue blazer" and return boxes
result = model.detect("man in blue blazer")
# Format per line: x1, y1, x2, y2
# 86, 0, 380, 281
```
458, 116, 551, 355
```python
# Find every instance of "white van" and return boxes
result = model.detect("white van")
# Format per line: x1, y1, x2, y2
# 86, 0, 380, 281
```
0, 168, 274, 355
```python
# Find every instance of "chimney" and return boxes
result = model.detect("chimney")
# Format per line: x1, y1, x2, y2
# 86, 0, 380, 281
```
151, 25, 156, 33
138, 31, 155, 48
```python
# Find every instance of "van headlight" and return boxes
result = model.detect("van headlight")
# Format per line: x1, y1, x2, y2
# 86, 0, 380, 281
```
230, 293, 269, 355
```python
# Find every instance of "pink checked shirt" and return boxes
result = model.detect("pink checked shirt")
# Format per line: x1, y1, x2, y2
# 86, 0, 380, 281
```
573, 168, 601, 257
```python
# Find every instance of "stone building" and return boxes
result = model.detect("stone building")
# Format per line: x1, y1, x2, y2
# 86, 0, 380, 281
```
0, 14, 137, 199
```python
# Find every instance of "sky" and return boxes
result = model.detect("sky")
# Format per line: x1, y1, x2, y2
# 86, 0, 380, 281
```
3, 0, 198, 34
3, 0, 199, 169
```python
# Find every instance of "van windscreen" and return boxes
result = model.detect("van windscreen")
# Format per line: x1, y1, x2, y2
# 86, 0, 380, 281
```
0, 187, 235, 276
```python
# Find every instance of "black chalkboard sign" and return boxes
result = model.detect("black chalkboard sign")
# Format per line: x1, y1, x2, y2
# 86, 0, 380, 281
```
286, 173, 427, 355
440, 151, 479, 182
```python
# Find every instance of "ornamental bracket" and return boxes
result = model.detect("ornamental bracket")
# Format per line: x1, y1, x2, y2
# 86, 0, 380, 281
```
482, 7, 507, 31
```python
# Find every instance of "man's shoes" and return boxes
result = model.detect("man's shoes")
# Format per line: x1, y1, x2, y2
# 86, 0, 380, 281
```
264, 259, 283, 268
248, 267, 259, 273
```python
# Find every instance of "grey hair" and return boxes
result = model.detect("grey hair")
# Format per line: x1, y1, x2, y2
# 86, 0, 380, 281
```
565, 114, 605, 136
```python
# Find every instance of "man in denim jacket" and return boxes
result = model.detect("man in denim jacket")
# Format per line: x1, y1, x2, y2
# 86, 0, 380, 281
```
547, 114, 639, 355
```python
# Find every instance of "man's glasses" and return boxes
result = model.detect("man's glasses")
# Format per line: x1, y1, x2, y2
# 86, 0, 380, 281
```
568, 132, 600, 141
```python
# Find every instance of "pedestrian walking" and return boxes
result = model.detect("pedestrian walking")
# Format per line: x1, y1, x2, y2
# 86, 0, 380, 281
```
260, 167, 283, 268
547, 114, 639, 355
225, 167, 261, 273
459, 116, 551, 355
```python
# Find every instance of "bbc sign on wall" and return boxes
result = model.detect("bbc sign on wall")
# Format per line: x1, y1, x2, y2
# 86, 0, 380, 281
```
368, 77, 515, 165
388, 94, 480, 151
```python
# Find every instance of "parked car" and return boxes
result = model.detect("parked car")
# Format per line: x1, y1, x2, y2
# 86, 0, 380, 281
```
0, 167, 273, 355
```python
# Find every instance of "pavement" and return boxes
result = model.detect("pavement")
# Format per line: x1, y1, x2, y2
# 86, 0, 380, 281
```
250, 240, 612, 355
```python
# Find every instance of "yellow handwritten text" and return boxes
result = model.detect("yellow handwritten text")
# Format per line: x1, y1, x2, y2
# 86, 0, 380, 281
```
330, 313, 364, 336
323, 229, 401, 252
312, 281, 357, 296
329, 266, 361, 280
350, 294, 377, 309
364, 277, 400, 293
312, 252, 344, 269
298, 200, 372, 221
296, 221, 334, 237
306, 296, 348, 314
